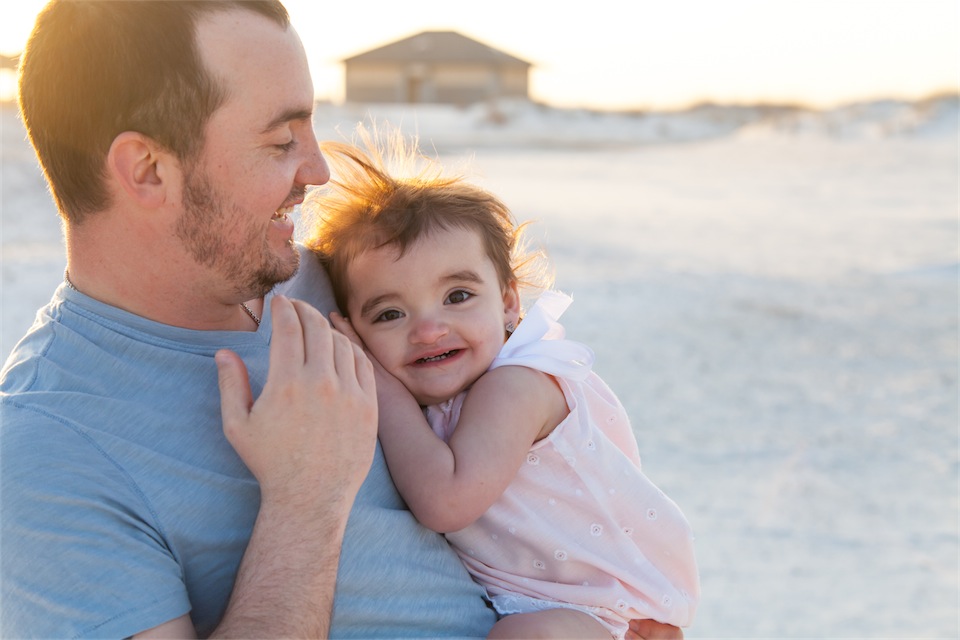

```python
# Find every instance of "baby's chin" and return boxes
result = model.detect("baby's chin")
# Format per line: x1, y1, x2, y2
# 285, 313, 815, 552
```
415, 392, 455, 407
413, 384, 471, 408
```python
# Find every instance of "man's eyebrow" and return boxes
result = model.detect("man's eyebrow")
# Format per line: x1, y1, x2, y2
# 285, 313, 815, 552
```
261, 107, 313, 134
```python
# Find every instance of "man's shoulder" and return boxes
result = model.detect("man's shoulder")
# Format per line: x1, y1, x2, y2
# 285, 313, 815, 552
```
1, 308, 59, 395
277, 245, 337, 314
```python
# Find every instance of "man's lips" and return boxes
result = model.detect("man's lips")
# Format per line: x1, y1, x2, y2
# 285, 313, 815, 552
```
274, 188, 306, 219
273, 198, 302, 218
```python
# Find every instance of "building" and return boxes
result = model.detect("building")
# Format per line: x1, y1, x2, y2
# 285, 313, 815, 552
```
342, 31, 531, 105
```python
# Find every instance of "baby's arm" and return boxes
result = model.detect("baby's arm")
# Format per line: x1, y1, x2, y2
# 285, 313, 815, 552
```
330, 313, 567, 533
386, 365, 567, 532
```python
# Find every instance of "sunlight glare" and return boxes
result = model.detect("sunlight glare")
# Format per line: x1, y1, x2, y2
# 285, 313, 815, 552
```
0, 0, 956, 109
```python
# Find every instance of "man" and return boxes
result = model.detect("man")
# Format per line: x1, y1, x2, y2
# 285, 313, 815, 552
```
3, 3, 684, 638
1, 1, 496, 637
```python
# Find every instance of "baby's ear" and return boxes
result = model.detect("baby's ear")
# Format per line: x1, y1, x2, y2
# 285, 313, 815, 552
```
502, 281, 521, 325
106, 132, 172, 208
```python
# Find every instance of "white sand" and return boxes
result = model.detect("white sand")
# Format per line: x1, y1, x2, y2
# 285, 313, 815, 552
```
2, 99, 957, 637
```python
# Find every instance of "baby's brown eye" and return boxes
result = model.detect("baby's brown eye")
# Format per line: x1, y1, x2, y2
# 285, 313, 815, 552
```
446, 290, 472, 304
375, 309, 403, 322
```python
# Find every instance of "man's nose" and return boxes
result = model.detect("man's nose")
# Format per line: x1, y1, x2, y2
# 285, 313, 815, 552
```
298, 130, 330, 187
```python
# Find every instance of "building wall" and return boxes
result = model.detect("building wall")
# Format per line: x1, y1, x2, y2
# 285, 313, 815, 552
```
344, 61, 529, 105
499, 67, 528, 96
344, 63, 404, 102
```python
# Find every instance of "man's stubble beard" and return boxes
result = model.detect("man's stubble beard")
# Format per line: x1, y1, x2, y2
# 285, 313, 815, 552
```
177, 169, 300, 299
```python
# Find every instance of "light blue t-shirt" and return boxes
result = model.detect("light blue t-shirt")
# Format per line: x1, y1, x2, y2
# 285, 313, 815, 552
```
0, 250, 495, 639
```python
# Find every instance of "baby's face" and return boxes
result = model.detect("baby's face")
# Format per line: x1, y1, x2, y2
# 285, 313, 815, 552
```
344, 226, 519, 406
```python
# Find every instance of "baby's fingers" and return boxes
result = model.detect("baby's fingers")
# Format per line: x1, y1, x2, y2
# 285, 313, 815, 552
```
330, 311, 364, 347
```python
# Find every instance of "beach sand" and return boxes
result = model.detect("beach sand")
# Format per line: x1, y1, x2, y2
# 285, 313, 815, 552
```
3, 100, 957, 637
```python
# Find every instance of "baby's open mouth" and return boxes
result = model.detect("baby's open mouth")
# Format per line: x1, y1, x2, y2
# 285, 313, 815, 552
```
417, 350, 459, 364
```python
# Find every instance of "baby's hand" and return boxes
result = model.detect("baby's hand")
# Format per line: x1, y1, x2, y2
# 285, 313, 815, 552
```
627, 619, 683, 640
329, 311, 416, 416
329, 311, 364, 347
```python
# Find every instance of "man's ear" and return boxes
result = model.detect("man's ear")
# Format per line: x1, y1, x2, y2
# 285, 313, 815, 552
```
106, 131, 174, 208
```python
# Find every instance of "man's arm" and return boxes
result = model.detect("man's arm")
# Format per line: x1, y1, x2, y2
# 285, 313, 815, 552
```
137, 296, 376, 638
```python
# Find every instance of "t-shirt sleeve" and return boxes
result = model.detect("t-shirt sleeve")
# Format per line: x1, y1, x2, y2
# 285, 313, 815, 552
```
1, 407, 192, 639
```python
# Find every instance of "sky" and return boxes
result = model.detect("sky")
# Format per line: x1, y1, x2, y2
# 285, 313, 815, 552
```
1, 0, 957, 110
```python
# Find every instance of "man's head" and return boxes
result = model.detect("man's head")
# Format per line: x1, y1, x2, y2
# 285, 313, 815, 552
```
21, 1, 327, 301
18, 0, 289, 225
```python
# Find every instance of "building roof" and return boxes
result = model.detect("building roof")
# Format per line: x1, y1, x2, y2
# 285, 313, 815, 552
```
343, 31, 531, 67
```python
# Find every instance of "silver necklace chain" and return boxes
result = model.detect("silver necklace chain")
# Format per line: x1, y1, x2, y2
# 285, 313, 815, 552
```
240, 302, 261, 327
63, 270, 80, 293
65, 270, 261, 327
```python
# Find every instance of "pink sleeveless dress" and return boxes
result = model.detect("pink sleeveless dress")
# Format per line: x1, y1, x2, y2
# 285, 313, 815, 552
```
424, 291, 700, 638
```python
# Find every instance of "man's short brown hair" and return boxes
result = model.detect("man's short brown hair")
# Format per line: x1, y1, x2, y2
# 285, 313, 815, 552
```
18, 0, 289, 224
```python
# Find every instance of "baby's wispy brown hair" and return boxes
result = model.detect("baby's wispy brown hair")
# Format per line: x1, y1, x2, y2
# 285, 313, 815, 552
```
303, 125, 551, 314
